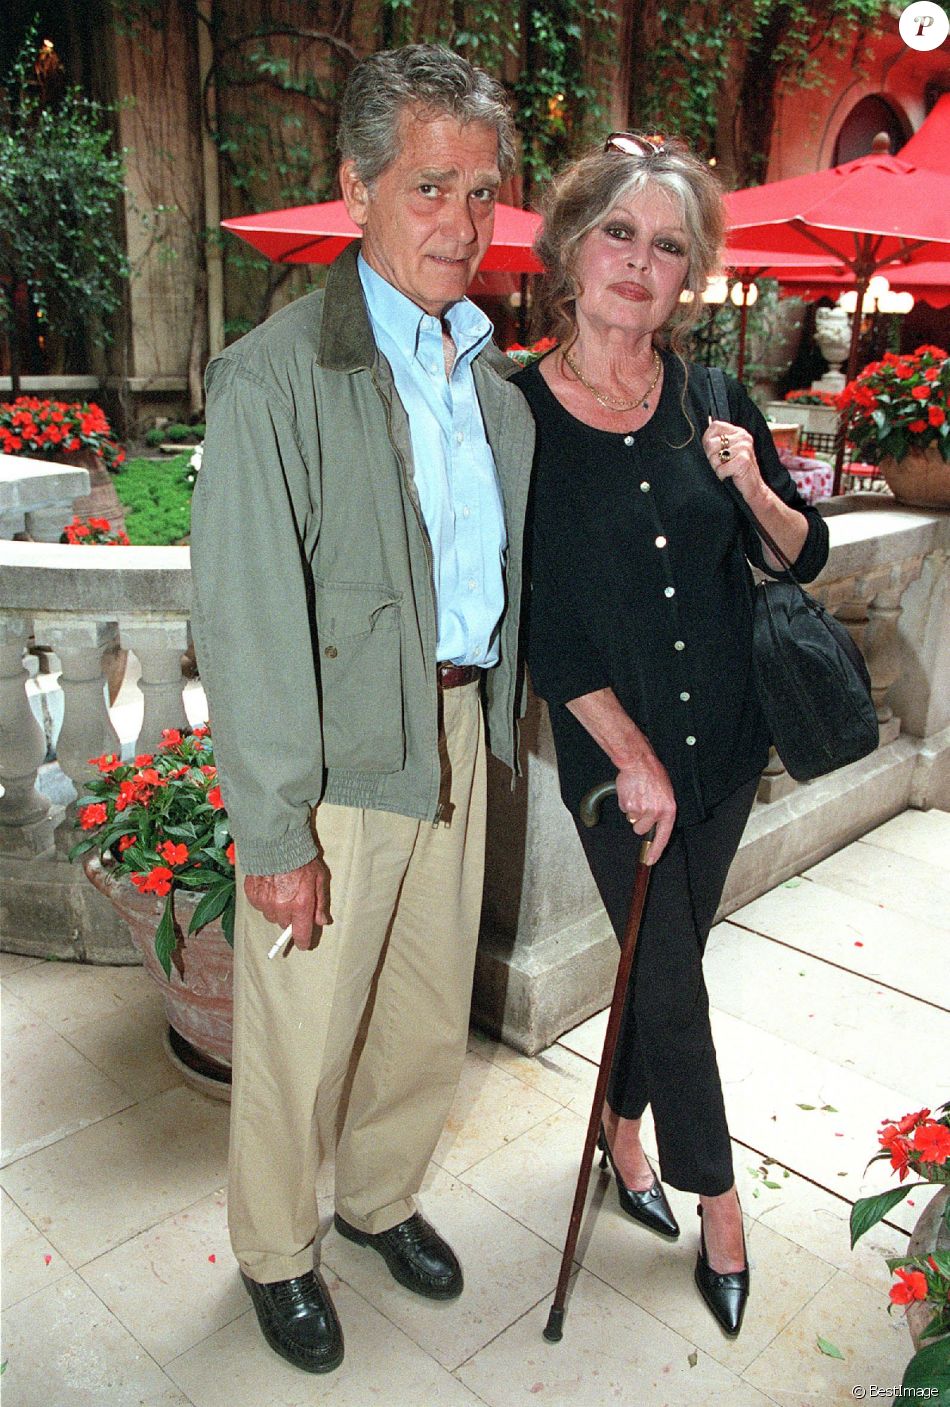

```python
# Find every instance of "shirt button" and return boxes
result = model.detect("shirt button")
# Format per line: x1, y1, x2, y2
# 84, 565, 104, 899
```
640, 481, 650, 492
664, 586, 675, 598
680, 690, 690, 701
686, 735, 696, 746
455, 431, 464, 445
324, 645, 338, 659
468, 578, 477, 591
462, 506, 471, 518
655, 535, 667, 549
674, 640, 685, 651
623, 435, 635, 446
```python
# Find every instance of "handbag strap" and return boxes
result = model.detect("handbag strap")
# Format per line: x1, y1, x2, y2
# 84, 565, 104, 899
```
706, 366, 803, 587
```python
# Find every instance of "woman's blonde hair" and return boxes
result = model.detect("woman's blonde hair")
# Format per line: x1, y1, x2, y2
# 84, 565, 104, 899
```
532, 138, 726, 354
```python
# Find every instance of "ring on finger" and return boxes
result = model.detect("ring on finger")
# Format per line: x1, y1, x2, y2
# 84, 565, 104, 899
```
719, 446, 732, 462
719, 434, 730, 449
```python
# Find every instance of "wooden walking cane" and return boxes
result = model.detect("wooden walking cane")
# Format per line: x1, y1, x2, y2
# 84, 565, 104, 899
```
543, 780, 656, 1342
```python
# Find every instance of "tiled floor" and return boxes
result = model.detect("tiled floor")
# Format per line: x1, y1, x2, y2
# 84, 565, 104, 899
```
3, 808, 948, 1406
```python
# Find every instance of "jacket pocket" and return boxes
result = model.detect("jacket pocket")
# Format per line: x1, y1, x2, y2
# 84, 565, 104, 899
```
314, 579, 405, 772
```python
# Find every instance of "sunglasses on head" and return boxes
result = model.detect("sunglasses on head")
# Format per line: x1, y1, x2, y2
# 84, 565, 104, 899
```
604, 132, 668, 157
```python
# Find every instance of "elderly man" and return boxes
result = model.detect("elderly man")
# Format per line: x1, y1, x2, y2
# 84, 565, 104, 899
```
190, 45, 533, 1374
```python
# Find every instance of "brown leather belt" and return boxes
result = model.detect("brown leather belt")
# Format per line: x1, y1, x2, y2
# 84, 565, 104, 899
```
437, 662, 482, 690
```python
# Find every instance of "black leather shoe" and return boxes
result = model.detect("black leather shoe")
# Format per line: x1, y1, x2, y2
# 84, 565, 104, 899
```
334, 1212, 463, 1300
694, 1204, 750, 1337
241, 1269, 344, 1373
597, 1125, 680, 1239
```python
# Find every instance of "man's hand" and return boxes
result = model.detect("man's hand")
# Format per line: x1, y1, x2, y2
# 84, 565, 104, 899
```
615, 752, 677, 865
244, 855, 332, 950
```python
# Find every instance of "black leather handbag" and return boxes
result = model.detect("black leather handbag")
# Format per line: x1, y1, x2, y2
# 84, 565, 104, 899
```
707, 367, 879, 782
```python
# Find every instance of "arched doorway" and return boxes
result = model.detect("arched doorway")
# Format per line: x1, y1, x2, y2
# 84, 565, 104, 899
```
833, 95, 911, 164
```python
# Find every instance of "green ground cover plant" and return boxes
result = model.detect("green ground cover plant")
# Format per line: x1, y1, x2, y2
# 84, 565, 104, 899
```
115, 454, 193, 545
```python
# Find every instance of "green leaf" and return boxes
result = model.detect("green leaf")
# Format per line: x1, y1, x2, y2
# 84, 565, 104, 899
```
816, 1336, 844, 1360
850, 1186, 912, 1248
188, 883, 233, 935
153, 894, 177, 980
902, 1337, 950, 1401
221, 898, 235, 947
821, 1105, 838, 1113
797, 1103, 816, 1110
763, 1179, 781, 1189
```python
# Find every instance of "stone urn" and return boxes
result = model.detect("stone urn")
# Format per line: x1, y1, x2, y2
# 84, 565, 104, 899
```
83, 855, 233, 1099
880, 447, 950, 510
905, 1185, 950, 1350
813, 306, 852, 394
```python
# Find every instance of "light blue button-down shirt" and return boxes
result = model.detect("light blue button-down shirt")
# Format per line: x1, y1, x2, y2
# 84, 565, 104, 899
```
358, 255, 507, 668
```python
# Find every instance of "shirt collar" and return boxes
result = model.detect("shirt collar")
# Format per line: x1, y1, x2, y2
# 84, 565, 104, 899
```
357, 253, 492, 365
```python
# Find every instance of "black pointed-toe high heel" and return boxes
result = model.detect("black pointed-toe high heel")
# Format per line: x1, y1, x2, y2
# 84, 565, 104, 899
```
596, 1124, 680, 1239
694, 1202, 749, 1337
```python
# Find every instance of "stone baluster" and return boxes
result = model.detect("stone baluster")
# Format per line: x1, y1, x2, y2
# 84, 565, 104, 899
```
861, 557, 925, 743
35, 616, 122, 853
119, 618, 190, 752
0, 614, 54, 856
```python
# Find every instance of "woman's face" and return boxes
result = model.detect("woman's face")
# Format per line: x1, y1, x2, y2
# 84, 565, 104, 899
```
571, 184, 690, 339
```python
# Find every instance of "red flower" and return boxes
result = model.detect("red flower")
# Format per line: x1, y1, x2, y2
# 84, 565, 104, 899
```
136, 768, 160, 786
924, 366, 941, 382
909, 419, 928, 433
87, 517, 111, 532
130, 866, 174, 897
115, 779, 137, 811
225, 841, 236, 865
159, 728, 183, 749
912, 1121, 950, 1165
134, 753, 154, 767
927, 404, 946, 427
915, 344, 948, 359
911, 385, 931, 401
192, 725, 210, 738
80, 803, 108, 829
200, 765, 216, 777
157, 840, 190, 866
207, 785, 224, 810
894, 363, 916, 380
90, 752, 122, 773
117, 835, 135, 852
889, 1267, 928, 1306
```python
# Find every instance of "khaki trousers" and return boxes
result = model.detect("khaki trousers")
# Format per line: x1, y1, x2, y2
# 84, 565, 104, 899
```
228, 682, 486, 1284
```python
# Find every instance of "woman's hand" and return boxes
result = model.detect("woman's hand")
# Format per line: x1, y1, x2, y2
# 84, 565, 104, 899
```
702, 417, 765, 506
615, 750, 677, 864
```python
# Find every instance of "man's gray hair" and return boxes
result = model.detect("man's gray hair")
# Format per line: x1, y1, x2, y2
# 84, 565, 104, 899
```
339, 44, 516, 184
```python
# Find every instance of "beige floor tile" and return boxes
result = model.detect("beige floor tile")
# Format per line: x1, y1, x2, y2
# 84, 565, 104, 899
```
166, 1275, 488, 1407
2, 958, 154, 1036
1, 1186, 71, 1309
63, 984, 183, 1102
469, 1026, 598, 1109
433, 1049, 564, 1176
705, 923, 950, 1097
557, 1008, 608, 1063
710, 1010, 936, 1224
457, 1267, 777, 1407
729, 877, 949, 1006
0, 1085, 229, 1266
742, 1268, 911, 1406
1, 1272, 193, 1407
1, 988, 132, 1166
860, 807, 950, 870
0, 951, 44, 977
322, 1164, 561, 1370
731, 1160, 908, 1296
80, 1187, 245, 1365
805, 841, 950, 933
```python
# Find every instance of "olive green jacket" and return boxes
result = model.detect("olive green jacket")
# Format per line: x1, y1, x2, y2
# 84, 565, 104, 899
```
190, 245, 535, 875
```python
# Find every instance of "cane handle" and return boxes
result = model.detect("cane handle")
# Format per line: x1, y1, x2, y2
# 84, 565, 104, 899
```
579, 780, 617, 828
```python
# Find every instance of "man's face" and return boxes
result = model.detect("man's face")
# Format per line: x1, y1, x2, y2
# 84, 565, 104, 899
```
341, 106, 501, 317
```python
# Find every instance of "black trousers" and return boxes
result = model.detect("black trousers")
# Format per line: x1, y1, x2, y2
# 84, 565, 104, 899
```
574, 776, 758, 1197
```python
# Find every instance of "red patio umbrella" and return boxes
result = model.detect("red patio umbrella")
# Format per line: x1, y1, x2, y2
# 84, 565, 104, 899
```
221, 198, 544, 273
725, 148, 950, 487
776, 260, 950, 309
719, 247, 844, 380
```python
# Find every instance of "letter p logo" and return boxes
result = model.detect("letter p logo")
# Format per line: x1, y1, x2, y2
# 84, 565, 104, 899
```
899, 1, 949, 49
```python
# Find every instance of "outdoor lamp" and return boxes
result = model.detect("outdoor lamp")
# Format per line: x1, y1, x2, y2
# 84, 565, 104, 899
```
730, 280, 758, 307
702, 276, 729, 305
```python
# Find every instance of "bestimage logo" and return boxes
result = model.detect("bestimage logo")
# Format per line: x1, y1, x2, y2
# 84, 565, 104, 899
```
898, 1, 949, 50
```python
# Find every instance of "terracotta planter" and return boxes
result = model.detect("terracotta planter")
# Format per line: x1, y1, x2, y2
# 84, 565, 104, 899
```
905, 1185, 950, 1349
83, 855, 233, 1099
880, 447, 950, 510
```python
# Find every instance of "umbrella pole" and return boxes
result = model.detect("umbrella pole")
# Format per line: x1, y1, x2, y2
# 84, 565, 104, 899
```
737, 297, 749, 383
834, 269, 871, 496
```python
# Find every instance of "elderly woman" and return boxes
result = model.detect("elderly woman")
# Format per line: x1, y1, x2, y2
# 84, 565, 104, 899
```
515, 135, 828, 1337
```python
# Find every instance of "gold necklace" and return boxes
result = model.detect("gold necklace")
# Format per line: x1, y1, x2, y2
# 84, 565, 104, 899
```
563, 346, 662, 412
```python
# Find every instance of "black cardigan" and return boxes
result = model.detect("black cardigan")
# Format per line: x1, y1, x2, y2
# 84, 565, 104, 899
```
516, 352, 829, 826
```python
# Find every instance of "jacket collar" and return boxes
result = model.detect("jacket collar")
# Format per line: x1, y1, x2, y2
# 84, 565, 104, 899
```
317, 243, 378, 372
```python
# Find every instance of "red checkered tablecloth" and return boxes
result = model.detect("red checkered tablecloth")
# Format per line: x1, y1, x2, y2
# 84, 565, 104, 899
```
777, 450, 834, 505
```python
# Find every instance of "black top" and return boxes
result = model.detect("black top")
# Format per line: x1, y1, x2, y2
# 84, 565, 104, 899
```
515, 352, 829, 827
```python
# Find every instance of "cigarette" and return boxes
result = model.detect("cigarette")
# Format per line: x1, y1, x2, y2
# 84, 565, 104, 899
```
267, 924, 294, 960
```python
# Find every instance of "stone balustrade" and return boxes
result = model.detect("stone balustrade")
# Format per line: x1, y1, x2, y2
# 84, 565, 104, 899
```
1, 502, 948, 1047
0, 453, 91, 541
